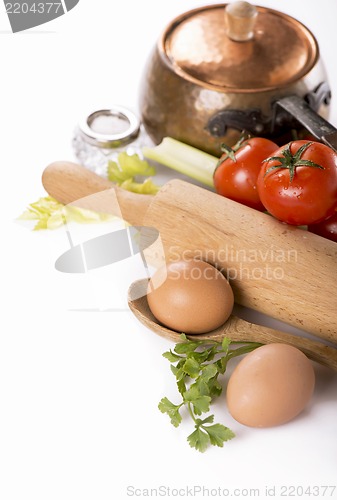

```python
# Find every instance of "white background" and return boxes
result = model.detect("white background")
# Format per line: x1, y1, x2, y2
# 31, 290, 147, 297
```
1, 1, 337, 499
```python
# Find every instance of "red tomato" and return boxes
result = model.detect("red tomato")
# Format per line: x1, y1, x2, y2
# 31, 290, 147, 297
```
213, 137, 278, 211
257, 140, 337, 226
308, 211, 337, 243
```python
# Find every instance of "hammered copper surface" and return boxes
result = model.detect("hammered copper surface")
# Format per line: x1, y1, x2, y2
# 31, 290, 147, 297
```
139, 3, 329, 156
164, 6, 318, 91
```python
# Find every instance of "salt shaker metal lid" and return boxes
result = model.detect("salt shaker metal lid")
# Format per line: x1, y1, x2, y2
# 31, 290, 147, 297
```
78, 106, 141, 149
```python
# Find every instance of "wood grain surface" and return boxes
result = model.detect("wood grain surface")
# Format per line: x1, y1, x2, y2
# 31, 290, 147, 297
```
42, 162, 337, 343
144, 180, 337, 343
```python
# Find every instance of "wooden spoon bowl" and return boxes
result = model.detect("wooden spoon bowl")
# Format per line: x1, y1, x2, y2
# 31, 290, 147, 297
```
128, 279, 337, 371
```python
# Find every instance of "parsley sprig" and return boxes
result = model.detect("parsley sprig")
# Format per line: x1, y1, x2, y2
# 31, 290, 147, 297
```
158, 334, 261, 452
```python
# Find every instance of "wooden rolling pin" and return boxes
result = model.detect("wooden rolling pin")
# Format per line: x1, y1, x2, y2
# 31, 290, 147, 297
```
42, 161, 337, 344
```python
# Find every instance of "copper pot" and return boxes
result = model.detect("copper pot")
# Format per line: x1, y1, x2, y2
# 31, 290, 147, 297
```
139, 2, 332, 156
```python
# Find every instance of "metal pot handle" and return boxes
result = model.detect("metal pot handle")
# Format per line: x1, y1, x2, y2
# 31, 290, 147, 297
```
207, 82, 337, 151
274, 95, 337, 151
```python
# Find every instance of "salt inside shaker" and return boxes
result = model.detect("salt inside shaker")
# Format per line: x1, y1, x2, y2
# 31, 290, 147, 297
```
72, 106, 151, 176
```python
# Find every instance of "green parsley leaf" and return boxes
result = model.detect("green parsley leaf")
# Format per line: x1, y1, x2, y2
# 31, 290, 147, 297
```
199, 415, 215, 425
222, 337, 231, 352
172, 365, 186, 383
162, 350, 182, 363
174, 340, 203, 355
177, 378, 187, 396
184, 387, 211, 415
205, 424, 235, 447
158, 397, 182, 428
159, 335, 261, 452
193, 378, 211, 397
201, 363, 218, 381
183, 357, 201, 379
187, 427, 210, 453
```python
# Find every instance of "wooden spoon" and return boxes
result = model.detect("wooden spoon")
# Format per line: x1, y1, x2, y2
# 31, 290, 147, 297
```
128, 279, 337, 371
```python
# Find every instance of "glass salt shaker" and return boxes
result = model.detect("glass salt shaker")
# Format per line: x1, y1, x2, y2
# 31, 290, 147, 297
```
72, 105, 152, 177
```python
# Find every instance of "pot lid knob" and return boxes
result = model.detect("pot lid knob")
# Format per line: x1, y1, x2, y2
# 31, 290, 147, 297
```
225, 1, 257, 41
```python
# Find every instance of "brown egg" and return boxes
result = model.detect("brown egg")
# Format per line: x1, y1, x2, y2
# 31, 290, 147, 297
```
147, 259, 234, 334
226, 343, 315, 428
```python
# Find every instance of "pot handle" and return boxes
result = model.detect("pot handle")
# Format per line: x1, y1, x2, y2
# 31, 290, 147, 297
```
206, 83, 337, 151
273, 95, 337, 151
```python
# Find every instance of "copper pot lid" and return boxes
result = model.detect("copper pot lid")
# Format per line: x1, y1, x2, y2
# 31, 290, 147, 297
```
161, 2, 319, 92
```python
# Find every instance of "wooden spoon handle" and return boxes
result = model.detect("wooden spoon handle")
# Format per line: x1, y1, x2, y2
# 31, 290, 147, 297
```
179, 317, 337, 371
128, 281, 337, 371
175, 319, 337, 371
42, 161, 152, 226
221, 316, 337, 371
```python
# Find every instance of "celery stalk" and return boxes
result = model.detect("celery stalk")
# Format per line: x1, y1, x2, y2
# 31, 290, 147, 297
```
142, 137, 218, 188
